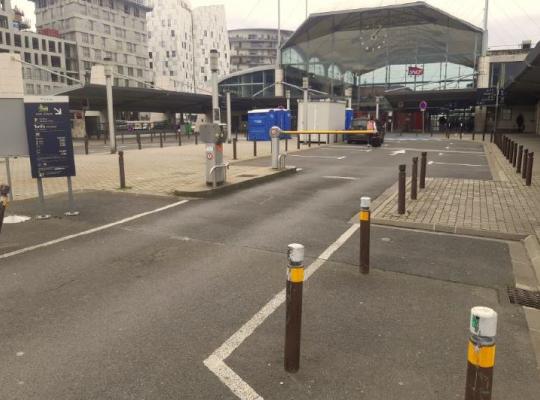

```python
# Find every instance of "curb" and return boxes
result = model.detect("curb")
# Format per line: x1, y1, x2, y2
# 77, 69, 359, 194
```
372, 218, 528, 241
173, 167, 298, 198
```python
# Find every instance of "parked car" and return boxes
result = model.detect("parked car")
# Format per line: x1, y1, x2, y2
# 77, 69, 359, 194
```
345, 118, 385, 147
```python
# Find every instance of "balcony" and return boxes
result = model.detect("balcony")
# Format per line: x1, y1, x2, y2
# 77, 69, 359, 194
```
125, 0, 154, 12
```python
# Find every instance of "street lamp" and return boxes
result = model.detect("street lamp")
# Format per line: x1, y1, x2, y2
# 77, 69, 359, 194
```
103, 56, 116, 154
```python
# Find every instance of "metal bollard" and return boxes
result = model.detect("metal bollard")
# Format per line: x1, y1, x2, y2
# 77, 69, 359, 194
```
472, 132, 475, 141
526, 152, 534, 186
118, 151, 126, 189
159, 132, 163, 148
308, 134, 311, 147
84, 136, 89, 155
285, 138, 288, 152
465, 306, 497, 400
359, 197, 371, 274
195, 133, 198, 145
512, 142, 518, 167
411, 156, 418, 200
398, 164, 406, 214
517, 145, 523, 173
178, 131, 182, 146
297, 135, 300, 149
420, 152, 427, 189
253, 139, 257, 156
318, 134, 321, 145
284, 243, 304, 373
233, 138, 237, 160
137, 132, 142, 150
0, 184, 10, 234
151, 132, 154, 143
522, 149, 529, 179
163, 131, 166, 143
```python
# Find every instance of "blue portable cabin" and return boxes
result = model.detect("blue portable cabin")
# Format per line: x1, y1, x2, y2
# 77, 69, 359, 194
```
345, 108, 354, 130
247, 108, 291, 141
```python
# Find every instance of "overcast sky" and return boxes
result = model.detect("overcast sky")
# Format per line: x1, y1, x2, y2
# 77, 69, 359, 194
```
12, 0, 540, 48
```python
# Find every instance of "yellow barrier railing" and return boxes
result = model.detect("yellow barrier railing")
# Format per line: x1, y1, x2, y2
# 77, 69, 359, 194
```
281, 130, 375, 135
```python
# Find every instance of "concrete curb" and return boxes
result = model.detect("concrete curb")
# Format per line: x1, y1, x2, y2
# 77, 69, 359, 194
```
372, 218, 528, 241
524, 233, 540, 285
173, 167, 298, 198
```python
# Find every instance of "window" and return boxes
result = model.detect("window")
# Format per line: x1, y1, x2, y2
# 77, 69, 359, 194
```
104, 24, 111, 34
171, 30, 175, 37
115, 40, 122, 50
49, 40, 56, 52
5, 33, 10, 45
41, 54, 48, 66
0, 15, 8, 29
123, 54, 128, 63
134, 7, 139, 17
24, 36, 29, 48
82, 33, 89, 43
83, 61, 91, 70
149, 61, 153, 69
201, 67, 204, 73
171, 50, 176, 57
24, 52, 32, 63
117, 65, 124, 74
137, 69, 142, 77
94, 49, 101, 60
25, 84, 34, 94
14, 34, 21, 47
51, 74, 58, 82
58, 42, 62, 53
51, 56, 61, 67
166, 50, 169, 58
124, 3, 129, 14
82, 47, 90, 58
127, 67, 133, 76
34, 53, 39, 65
149, 51, 152, 59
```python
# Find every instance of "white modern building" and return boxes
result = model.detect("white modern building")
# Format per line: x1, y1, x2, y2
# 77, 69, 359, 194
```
146, 0, 230, 94
31, 0, 153, 88
1, 0, 79, 94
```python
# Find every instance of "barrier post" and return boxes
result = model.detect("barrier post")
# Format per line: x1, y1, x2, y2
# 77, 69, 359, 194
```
284, 243, 305, 373
159, 132, 163, 148
233, 138, 237, 160
512, 142, 518, 167
398, 164, 406, 214
522, 149, 529, 179
297, 134, 300, 149
118, 150, 126, 189
517, 145, 523, 173
253, 139, 257, 157
84, 136, 89, 155
526, 152, 534, 186
0, 184, 10, 234
178, 131, 182, 146
137, 132, 142, 150
359, 197, 371, 274
411, 157, 418, 200
465, 306, 497, 400
420, 152, 427, 189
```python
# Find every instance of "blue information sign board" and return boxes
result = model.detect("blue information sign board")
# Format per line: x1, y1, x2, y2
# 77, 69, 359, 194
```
24, 96, 76, 179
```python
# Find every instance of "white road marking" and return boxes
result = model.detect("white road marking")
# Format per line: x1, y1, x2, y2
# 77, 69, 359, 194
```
390, 149, 406, 156
428, 161, 486, 167
322, 176, 357, 180
386, 147, 483, 155
0, 200, 189, 260
3, 215, 31, 224
204, 223, 360, 400
289, 154, 346, 160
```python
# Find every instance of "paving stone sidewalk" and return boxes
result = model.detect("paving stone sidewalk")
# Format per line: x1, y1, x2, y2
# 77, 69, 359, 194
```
0, 138, 301, 200
372, 136, 540, 239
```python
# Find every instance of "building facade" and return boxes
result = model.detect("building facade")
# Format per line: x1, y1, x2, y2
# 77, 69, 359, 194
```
31, 0, 153, 88
1, 0, 79, 95
229, 28, 293, 72
146, 1, 230, 94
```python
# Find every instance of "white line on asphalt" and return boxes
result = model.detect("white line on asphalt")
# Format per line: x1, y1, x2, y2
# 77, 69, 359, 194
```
204, 223, 360, 400
386, 147, 483, 155
0, 200, 189, 260
389, 149, 406, 156
322, 176, 357, 180
289, 154, 346, 160
428, 161, 486, 167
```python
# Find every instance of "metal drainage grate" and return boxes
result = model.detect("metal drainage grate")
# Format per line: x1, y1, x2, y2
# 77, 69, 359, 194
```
507, 287, 540, 310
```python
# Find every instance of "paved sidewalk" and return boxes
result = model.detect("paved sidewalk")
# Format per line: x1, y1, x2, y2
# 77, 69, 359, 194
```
0, 138, 305, 200
372, 135, 540, 239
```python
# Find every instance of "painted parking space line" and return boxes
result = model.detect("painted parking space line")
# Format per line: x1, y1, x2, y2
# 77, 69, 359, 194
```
203, 223, 360, 400
322, 176, 358, 180
428, 161, 487, 167
383, 147, 484, 155
289, 154, 346, 160
0, 200, 189, 260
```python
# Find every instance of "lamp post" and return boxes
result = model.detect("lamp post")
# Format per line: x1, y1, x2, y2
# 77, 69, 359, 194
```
103, 57, 116, 154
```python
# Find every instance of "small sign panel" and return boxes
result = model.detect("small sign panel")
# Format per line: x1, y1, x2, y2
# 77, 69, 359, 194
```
419, 100, 428, 111
476, 88, 505, 106
24, 96, 75, 179
408, 66, 424, 76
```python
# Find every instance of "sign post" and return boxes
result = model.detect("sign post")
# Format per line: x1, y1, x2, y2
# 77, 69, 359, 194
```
24, 96, 78, 218
419, 100, 428, 135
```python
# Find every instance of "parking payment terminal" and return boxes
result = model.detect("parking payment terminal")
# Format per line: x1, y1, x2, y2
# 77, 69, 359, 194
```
200, 123, 227, 186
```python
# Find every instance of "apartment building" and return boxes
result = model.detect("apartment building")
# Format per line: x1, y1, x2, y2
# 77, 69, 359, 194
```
31, 0, 153, 88
147, 0, 230, 94
228, 28, 293, 72
0, 0, 79, 94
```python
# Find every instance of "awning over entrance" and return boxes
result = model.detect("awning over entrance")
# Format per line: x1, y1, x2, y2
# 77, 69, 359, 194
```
55, 84, 213, 113
384, 88, 477, 111
504, 41, 540, 105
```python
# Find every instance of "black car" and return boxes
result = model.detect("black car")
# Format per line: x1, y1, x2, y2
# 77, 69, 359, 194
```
344, 118, 385, 147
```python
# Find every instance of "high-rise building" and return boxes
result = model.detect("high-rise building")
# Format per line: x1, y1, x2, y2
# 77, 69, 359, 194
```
228, 28, 293, 72
0, 0, 79, 95
146, 0, 230, 94
31, 0, 153, 88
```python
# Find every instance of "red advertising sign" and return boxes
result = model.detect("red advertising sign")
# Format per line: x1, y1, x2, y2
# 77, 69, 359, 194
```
408, 66, 424, 76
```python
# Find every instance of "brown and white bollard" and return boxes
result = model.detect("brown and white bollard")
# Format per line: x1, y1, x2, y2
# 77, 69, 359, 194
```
517, 145, 523, 173
411, 156, 418, 200
526, 152, 534, 186
284, 243, 304, 373
297, 134, 300, 149
84, 136, 89, 155
285, 137, 288, 152
398, 164, 406, 215
118, 150, 126, 189
159, 132, 164, 148
0, 184, 10, 234
465, 306, 497, 400
359, 197, 371, 274
420, 152, 427, 189
178, 131, 182, 146
253, 139, 257, 156
233, 138, 238, 160
512, 142, 518, 166
137, 132, 142, 150
522, 149, 529, 179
